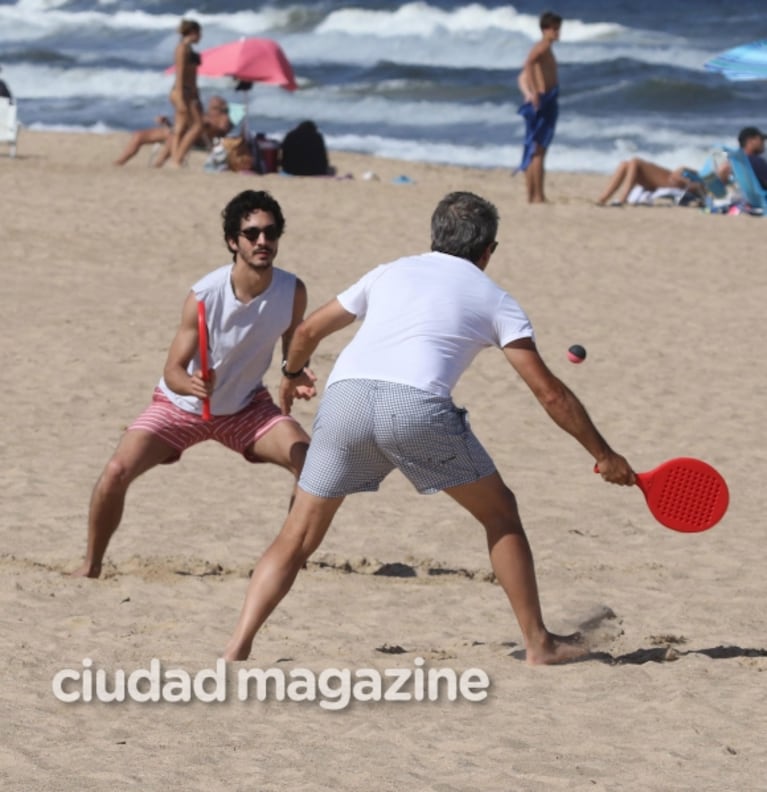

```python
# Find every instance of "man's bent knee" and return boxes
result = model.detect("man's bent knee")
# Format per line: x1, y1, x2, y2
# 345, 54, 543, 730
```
99, 457, 135, 493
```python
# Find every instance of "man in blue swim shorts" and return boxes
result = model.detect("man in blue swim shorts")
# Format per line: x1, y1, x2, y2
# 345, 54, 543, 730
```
223, 190, 636, 666
516, 10, 562, 203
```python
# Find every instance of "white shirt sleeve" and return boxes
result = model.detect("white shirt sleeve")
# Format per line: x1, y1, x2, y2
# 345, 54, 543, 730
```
495, 293, 535, 346
336, 264, 389, 319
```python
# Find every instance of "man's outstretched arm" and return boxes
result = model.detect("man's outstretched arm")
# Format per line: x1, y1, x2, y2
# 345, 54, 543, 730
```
503, 338, 635, 485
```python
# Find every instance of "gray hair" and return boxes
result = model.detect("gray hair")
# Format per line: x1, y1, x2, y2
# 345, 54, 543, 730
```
430, 191, 499, 263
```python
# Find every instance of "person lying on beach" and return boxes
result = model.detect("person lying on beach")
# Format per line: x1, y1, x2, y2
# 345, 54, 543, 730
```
596, 157, 706, 206
113, 95, 235, 167
222, 190, 635, 665
72, 190, 316, 578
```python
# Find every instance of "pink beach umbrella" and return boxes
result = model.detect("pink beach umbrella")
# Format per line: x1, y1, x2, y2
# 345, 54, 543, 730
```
167, 37, 297, 91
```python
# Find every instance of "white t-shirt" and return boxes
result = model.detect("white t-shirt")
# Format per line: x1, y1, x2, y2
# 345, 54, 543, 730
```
328, 251, 534, 397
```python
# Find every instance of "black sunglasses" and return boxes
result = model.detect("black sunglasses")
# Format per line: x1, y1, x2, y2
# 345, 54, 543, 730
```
239, 224, 280, 243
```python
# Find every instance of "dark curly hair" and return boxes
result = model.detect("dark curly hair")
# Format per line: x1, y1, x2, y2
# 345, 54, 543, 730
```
222, 190, 286, 259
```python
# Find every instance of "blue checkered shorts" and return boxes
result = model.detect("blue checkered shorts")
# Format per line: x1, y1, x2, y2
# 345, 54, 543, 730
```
298, 379, 496, 497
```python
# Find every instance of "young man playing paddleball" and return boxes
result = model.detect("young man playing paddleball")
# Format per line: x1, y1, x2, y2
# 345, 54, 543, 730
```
223, 190, 635, 665
73, 190, 316, 578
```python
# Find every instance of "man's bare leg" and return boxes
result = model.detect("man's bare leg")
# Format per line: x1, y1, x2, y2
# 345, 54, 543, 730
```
222, 489, 344, 661
72, 431, 176, 578
525, 145, 547, 203
248, 418, 310, 514
249, 419, 309, 478
445, 472, 586, 665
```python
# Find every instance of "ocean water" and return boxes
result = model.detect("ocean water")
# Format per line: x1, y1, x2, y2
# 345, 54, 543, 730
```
1, 0, 766, 173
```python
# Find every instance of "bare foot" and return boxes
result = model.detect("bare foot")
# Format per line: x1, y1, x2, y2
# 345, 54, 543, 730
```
70, 562, 101, 579
525, 631, 587, 665
221, 642, 250, 662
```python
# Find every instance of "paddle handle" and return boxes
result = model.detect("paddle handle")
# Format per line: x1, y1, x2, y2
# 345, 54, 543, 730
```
197, 301, 211, 421
593, 463, 644, 491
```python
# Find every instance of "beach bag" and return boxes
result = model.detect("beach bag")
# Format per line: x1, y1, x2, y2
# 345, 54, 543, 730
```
281, 120, 329, 176
254, 134, 280, 173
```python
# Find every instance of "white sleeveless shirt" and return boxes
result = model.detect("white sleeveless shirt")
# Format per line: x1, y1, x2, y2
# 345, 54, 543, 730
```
159, 263, 297, 416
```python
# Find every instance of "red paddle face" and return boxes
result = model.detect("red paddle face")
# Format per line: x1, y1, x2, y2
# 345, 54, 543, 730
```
636, 457, 729, 533
197, 301, 211, 421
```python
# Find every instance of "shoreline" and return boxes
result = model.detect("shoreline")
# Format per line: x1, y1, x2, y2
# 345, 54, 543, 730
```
11, 126, 617, 182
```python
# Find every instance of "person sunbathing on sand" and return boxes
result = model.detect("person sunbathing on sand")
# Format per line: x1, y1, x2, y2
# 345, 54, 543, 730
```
596, 157, 705, 206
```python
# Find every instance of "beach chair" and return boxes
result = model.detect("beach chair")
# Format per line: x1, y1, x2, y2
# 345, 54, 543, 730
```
0, 97, 19, 157
698, 152, 729, 198
678, 152, 729, 203
724, 146, 767, 214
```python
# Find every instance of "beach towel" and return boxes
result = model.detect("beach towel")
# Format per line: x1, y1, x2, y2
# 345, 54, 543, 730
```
515, 85, 559, 173
625, 185, 710, 208
627, 185, 684, 206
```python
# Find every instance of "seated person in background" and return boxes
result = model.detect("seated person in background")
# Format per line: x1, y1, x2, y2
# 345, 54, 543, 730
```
596, 157, 704, 206
716, 126, 767, 189
114, 95, 234, 166
201, 95, 235, 144
280, 120, 333, 176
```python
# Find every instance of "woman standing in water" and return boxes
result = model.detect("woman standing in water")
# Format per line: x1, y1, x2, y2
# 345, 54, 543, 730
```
166, 18, 203, 168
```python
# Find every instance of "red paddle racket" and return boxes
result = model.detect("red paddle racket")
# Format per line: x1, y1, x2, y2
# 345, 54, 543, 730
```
596, 457, 729, 533
196, 300, 211, 421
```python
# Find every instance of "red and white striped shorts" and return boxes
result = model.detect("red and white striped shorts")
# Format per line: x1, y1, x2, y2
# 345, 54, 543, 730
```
129, 387, 295, 463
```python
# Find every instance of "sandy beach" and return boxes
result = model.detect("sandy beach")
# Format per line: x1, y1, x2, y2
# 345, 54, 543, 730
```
1, 129, 765, 791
